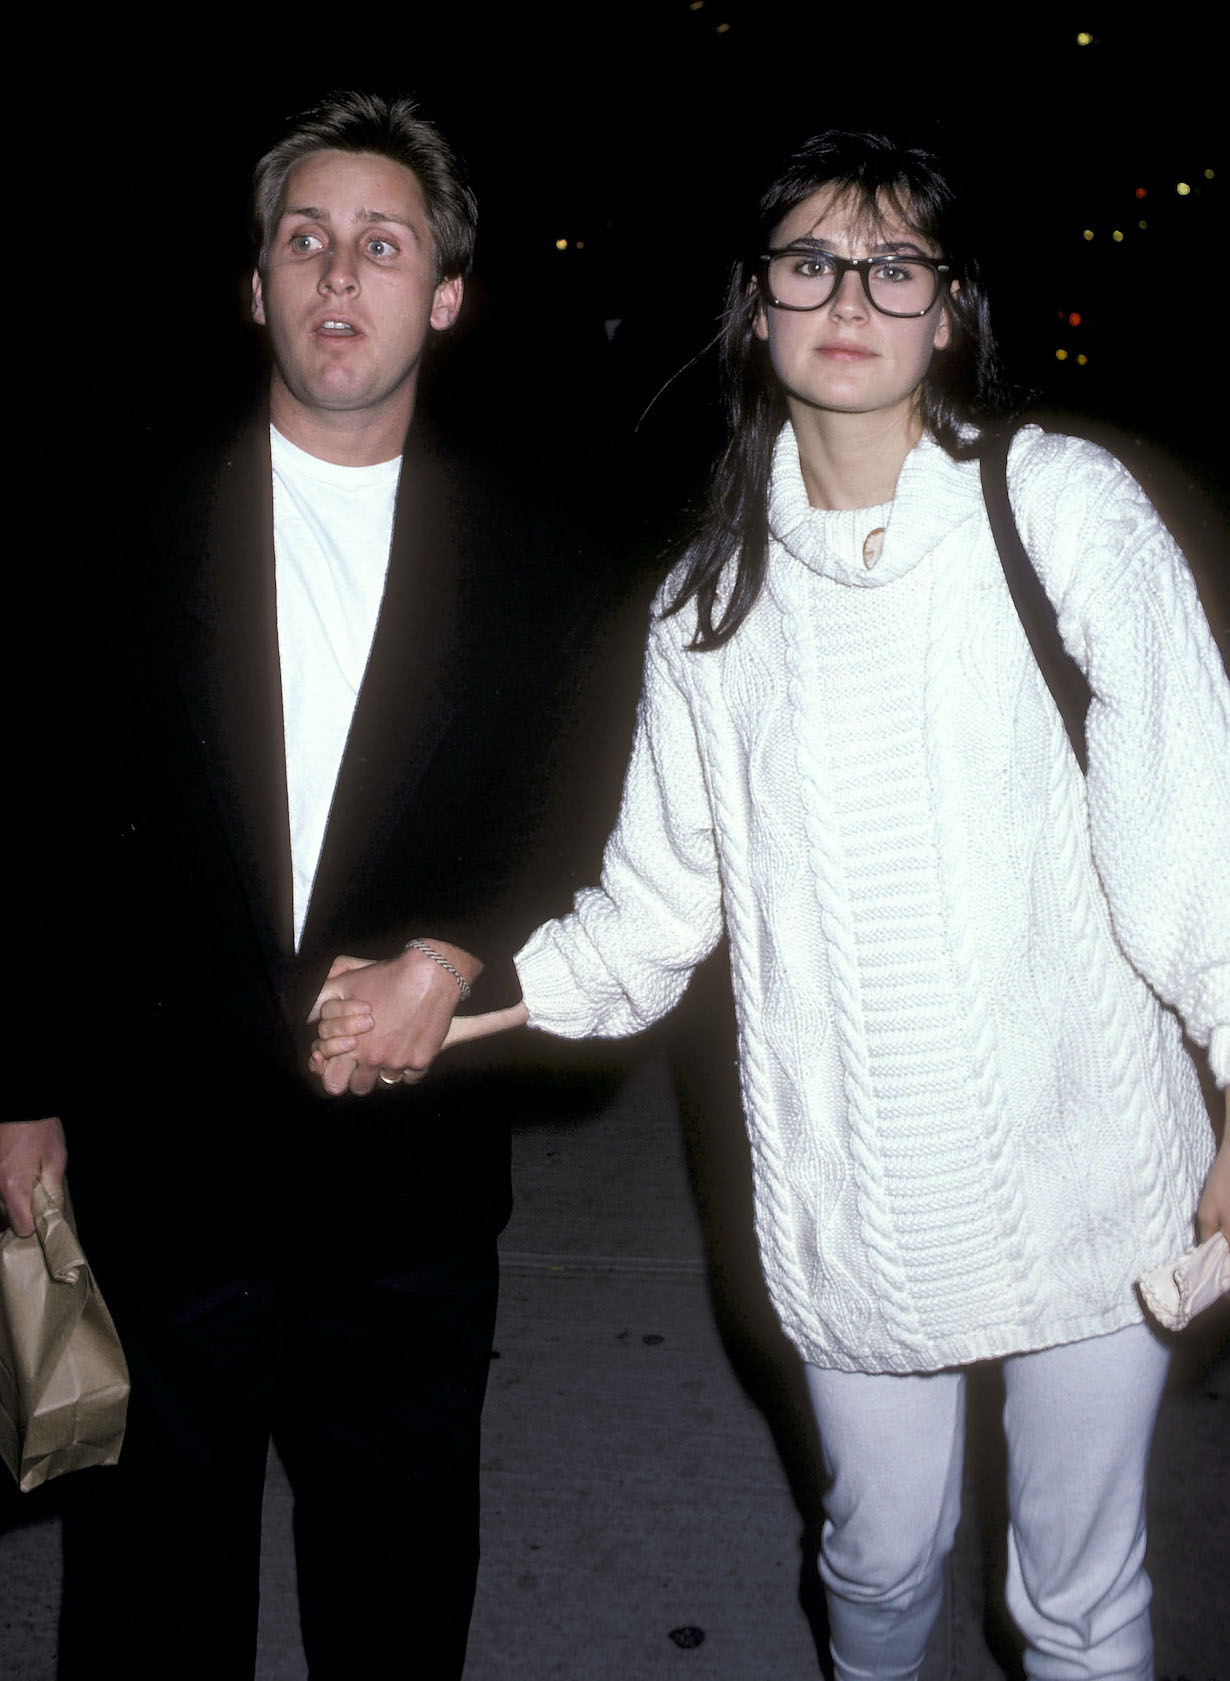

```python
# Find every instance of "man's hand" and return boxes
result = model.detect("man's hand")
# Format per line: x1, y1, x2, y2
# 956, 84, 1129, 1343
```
307, 941, 482, 1097
1195, 1092, 1230, 1245
0, 1117, 67, 1237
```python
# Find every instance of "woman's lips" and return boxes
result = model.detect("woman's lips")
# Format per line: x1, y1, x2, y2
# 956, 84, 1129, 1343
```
819, 343, 875, 361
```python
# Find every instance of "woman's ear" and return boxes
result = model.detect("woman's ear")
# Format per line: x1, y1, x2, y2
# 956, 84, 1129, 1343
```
750, 278, 769, 342
932, 278, 959, 352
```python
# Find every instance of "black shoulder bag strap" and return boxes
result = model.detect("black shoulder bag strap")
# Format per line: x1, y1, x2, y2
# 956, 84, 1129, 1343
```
979, 426, 1093, 775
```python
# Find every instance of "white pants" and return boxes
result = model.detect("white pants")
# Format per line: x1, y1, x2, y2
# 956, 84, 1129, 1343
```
805, 1325, 1170, 1681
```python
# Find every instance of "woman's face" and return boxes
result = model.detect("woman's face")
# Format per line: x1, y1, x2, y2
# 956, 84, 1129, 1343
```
753, 186, 952, 430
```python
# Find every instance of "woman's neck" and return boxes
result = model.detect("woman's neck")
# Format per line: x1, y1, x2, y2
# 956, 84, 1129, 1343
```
788, 400, 923, 511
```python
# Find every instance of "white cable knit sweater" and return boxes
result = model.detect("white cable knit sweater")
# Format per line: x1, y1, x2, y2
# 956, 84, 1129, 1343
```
516, 425, 1230, 1373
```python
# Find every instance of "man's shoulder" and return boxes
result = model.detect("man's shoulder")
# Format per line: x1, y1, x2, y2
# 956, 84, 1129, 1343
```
152, 407, 271, 523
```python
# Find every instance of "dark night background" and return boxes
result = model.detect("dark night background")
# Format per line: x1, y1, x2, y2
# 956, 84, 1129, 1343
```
91, 5, 1224, 628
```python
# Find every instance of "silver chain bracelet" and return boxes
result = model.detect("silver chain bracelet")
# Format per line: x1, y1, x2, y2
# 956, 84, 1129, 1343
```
403, 939, 473, 1002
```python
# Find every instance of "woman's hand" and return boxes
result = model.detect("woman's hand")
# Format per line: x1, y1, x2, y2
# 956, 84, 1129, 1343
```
308, 954, 377, 1067
306, 941, 489, 1096
309, 976, 530, 1087
1195, 1092, 1230, 1245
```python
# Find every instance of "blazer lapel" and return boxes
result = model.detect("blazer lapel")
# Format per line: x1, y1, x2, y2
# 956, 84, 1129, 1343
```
172, 424, 295, 975
299, 435, 461, 956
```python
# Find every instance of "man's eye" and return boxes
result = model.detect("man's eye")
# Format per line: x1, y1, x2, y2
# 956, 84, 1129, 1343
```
366, 237, 396, 257
290, 233, 323, 254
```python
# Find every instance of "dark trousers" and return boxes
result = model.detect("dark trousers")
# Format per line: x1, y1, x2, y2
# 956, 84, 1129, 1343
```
58, 1245, 500, 1681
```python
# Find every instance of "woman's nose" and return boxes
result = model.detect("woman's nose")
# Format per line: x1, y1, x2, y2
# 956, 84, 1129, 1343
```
828, 268, 868, 318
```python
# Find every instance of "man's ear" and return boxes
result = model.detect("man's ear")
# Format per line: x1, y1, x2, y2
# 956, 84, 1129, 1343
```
251, 269, 266, 327
430, 274, 464, 332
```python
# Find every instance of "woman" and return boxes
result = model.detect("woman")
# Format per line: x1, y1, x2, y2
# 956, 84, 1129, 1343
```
314, 133, 1230, 1680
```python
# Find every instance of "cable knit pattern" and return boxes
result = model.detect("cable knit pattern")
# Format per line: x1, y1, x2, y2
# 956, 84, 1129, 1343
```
515, 425, 1229, 1373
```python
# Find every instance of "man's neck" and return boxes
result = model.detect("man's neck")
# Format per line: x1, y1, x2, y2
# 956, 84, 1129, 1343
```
269, 377, 414, 467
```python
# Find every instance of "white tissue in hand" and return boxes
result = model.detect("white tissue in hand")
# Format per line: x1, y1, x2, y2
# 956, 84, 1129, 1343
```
1138, 1232, 1230, 1330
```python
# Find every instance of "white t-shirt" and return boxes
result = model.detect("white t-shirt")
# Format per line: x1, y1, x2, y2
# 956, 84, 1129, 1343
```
271, 425, 401, 948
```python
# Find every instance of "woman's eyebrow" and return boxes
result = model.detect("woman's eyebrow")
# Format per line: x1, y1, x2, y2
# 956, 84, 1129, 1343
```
783, 235, 930, 257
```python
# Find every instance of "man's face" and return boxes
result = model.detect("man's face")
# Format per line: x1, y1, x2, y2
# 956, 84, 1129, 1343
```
252, 149, 462, 427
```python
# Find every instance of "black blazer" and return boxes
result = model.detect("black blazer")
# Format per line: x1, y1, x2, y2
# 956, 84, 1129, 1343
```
33, 412, 608, 1295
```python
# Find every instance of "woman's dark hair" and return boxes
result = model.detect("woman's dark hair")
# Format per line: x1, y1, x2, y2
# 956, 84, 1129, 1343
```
252, 91, 477, 281
667, 131, 1011, 649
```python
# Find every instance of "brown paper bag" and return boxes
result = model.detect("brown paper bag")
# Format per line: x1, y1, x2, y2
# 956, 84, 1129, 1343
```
0, 1181, 130, 1491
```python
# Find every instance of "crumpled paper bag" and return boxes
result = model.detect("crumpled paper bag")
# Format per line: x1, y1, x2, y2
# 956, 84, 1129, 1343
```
1137, 1232, 1230, 1331
0, 1181, 130, 1491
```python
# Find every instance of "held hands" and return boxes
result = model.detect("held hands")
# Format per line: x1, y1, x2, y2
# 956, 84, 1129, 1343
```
307, 941, 481, 1097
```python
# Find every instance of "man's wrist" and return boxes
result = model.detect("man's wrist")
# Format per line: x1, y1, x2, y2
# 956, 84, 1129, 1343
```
402, 938, 483, 1002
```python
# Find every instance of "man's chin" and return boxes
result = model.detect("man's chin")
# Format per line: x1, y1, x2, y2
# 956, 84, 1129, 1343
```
275, 368, 416, 422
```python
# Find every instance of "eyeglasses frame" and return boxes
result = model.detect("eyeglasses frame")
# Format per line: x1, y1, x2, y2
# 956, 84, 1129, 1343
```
758, 247, 954, 319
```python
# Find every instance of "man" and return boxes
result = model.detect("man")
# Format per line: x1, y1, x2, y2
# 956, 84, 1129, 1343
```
0, 91, 589, 1679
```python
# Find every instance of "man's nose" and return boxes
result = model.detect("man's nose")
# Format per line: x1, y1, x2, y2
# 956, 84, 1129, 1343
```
319, 248, 359, 294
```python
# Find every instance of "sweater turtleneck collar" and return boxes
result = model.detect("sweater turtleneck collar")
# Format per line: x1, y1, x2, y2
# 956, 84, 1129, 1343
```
767, 421, 980, 588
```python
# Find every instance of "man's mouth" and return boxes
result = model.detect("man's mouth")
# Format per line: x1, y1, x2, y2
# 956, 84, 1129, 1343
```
315, 319, 359, 336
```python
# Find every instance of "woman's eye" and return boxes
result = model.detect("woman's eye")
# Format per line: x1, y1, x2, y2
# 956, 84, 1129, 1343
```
795, 254, 835, 278
873, 263, 911, 284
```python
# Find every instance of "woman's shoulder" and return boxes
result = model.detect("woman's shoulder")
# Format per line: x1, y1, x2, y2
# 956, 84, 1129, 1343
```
650, 546, 743, 648
1004, 424, 1140, 512
999, 424, 1185, 614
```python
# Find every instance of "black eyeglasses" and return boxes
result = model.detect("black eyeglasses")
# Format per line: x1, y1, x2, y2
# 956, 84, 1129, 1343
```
759, 247, 952, 318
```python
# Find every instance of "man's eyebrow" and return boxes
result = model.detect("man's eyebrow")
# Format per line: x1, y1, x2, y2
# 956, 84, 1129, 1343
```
281, 204, 420, 239
358, 209, 419, 236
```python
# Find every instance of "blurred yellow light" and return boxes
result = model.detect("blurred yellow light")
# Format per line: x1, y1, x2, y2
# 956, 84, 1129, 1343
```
1076, 31, 1093, 44
716, 20, 730, 30
555, 238, 567, 250
1083, 229, 1095, 240
1112, 229, 1124, 242
1205, 168, 1215, 179
576, 240, 585, 250
1138, 219, 1148, 230
689, 1, 703, 9
1177, 182, 1191, 195
1056, 348, 1069, 361
1077, 354, 1088, 366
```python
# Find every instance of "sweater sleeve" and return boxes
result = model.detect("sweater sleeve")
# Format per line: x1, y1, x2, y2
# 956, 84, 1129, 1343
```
1017, 434, 1230, 1084
514, 605, 725, 1038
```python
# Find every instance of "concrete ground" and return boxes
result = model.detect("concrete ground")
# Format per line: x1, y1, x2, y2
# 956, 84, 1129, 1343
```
2, 1011, 1227, 1680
